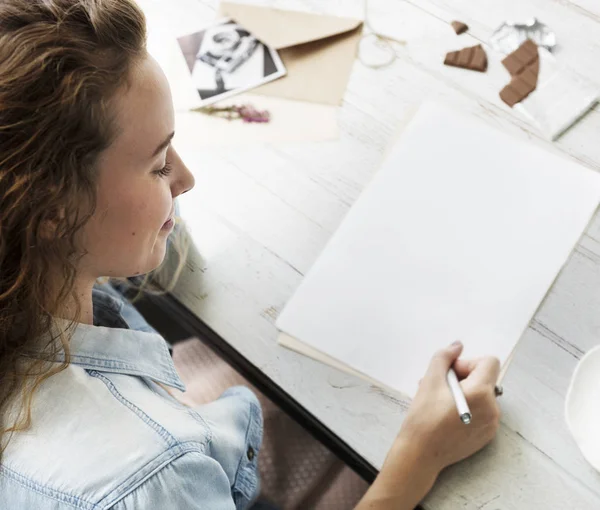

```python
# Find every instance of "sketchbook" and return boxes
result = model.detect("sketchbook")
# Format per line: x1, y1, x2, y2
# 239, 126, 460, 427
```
276, 102, 600, 398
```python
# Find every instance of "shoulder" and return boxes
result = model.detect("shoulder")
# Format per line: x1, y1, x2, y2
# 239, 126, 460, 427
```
107, 451, 237, 509
1, 450, 237, 510
0, 365, 210, 509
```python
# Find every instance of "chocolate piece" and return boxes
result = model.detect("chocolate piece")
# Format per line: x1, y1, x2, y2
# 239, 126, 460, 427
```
501, 39, 538, 76
500, 67, 538, 106
451, 21, 469, 35
444, 44, 487, 72
499, 40, 540, 107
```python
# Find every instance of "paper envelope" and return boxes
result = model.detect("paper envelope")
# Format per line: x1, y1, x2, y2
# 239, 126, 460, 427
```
144, 0, 362, 144
219, 2, 363, 107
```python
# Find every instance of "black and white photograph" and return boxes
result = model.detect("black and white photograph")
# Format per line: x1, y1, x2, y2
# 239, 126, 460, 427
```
177, 18, 286, 107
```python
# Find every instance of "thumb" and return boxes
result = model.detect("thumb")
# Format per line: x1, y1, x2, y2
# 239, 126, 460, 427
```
426, 341, 463, 382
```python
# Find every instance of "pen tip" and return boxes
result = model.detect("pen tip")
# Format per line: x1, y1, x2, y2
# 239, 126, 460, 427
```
461, 413, 472, 425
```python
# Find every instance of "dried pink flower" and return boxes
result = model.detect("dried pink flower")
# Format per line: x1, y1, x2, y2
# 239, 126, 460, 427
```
193, 103, 270, 123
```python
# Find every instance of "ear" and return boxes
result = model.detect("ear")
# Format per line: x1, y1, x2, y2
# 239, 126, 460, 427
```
38, 209, 65, 241
39, 219, 58, 241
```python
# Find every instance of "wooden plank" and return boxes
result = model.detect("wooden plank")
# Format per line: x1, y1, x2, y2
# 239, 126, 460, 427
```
425, 419, 600, 509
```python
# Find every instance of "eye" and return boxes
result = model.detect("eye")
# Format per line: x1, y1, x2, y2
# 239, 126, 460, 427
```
154, 162, 172, 178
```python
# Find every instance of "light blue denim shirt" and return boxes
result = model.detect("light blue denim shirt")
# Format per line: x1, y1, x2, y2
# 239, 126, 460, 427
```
0, 281, 263, 509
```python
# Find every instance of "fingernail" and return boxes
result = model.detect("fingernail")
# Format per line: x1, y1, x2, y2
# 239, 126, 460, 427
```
451, 340, 462, 347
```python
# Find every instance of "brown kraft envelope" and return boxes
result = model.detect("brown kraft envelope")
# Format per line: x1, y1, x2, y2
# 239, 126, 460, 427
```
219, 2, 363, 106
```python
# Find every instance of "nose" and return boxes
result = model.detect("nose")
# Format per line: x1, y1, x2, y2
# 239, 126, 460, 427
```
170, 148, 195, 198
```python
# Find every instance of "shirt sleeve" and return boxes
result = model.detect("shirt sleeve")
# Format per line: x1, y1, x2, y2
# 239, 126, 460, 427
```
109, 452, 237, 510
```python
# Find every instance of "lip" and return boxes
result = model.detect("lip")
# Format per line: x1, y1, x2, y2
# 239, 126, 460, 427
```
161, 217, 174, 231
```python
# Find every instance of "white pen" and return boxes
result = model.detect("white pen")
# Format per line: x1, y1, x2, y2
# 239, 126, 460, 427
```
447, 368, 471, 425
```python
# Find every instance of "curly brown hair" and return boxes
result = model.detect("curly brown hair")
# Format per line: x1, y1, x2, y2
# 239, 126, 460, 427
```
0, 0, 149, 457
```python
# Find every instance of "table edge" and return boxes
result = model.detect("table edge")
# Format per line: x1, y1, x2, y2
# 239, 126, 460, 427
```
138, 290, 379, 483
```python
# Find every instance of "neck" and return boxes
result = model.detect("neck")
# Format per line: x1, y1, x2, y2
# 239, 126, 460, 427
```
57, 276, 96, 326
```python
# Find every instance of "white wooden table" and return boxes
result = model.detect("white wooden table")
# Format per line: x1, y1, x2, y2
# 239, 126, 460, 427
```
164, 0, 600, 507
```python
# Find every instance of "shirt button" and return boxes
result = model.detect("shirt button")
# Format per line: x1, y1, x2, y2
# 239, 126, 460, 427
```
247, 446, 255, 461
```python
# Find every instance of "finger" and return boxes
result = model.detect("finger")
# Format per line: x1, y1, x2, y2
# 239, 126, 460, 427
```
463, 356, 501, 387
452, 358, 483, 380
425, 341, 464, 382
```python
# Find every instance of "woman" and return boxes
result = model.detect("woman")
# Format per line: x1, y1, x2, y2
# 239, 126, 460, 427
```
0, 1, 501, 509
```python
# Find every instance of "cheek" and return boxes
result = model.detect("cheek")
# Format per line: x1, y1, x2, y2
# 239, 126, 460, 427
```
83, 182, 172, 275
99, 196, 148, 241
103, 183, 170, 237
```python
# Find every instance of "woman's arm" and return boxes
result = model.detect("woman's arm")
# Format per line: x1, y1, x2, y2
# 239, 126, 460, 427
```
356, 342, 501, 510
354, 440, 438, 510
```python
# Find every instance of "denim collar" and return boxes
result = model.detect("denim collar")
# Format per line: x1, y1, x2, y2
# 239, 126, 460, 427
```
61, 323, 186, 391
29, 286, 186, 391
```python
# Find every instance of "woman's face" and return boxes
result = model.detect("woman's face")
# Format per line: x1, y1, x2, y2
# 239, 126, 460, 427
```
79, 54, 195, 279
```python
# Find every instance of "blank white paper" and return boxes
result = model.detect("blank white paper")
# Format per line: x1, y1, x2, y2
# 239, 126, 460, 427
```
276, 102, 600, 398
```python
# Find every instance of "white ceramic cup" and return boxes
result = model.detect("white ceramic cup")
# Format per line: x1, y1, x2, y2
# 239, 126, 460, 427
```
565, 344, 600, 471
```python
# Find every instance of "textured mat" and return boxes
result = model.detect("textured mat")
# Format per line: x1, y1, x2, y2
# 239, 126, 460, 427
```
170, 338, 369, 510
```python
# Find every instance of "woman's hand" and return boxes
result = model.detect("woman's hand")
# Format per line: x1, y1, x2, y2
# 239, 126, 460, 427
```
356, 342, 501, 510
394, 341, 501, 473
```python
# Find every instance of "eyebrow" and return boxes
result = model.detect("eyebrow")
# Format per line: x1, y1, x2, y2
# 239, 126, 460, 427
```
151, 132, 175, 158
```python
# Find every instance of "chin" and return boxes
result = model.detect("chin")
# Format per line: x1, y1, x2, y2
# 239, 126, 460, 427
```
130, 240, 168, 277
148, 239, 169, 271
